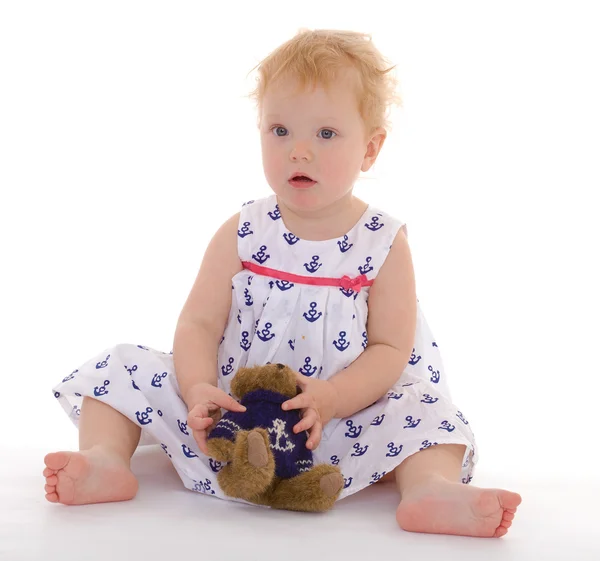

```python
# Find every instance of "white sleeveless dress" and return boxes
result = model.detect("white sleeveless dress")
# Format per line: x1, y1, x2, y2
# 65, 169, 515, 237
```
51, 194, 478, 503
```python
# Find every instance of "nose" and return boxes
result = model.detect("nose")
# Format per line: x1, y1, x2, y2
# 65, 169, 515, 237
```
289, 142, 313, 163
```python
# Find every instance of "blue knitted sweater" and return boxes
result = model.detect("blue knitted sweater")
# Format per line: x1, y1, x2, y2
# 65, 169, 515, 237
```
208, 389, 314, 479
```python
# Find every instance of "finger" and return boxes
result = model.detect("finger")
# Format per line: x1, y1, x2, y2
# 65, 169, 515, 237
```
210, 389, 247, 412
194, 430, 209, 456
306, 420, 322, 450
282, 393, 313, 411
188, 403, 209, 420
188, 415, 214, 431
293, 408, 318, 433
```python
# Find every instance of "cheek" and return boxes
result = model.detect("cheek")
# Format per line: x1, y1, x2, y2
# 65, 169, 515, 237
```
261, 140, 284, 178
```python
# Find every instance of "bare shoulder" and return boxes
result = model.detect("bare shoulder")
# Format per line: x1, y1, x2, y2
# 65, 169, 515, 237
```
176, 211, 242, 332
366, 225, 417, 352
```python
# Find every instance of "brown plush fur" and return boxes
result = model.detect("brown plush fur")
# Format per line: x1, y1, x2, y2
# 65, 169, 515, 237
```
206, 364, 344, 512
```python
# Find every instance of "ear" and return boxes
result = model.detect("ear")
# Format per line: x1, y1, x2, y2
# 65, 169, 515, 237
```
361, 127, 387, 172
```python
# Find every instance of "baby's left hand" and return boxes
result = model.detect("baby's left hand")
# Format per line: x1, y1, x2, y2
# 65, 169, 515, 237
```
282, 371, 339, 451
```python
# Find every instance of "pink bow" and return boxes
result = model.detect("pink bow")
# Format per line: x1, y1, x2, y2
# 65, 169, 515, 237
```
340, 274, 368, 293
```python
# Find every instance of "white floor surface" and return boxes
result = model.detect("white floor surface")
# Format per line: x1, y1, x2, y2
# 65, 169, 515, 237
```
1, 445, 598, 561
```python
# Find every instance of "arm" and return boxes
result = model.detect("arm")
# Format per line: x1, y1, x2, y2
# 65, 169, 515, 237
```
328, 226, 417, 418
173, 212, 243, 409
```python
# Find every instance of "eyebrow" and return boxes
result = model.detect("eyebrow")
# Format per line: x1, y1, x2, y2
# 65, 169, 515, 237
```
264, 114, 340, 123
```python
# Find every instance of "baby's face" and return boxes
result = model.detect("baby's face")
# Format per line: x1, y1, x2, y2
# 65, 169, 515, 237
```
259, 72, 376, 213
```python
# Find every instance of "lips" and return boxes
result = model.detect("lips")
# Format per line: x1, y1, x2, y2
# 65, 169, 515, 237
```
288, 173, 317, 188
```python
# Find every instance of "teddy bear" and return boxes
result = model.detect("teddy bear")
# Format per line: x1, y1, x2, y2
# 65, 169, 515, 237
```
206, 363, 344, 512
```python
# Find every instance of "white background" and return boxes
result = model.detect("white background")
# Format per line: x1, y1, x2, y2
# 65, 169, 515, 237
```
1, 1, 598, 486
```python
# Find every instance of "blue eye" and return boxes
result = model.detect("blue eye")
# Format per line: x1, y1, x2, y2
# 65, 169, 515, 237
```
318, 129, 336, 140
272, 126, 288, 137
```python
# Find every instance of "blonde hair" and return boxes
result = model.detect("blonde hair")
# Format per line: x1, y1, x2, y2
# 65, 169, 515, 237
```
248, 29, 402, 134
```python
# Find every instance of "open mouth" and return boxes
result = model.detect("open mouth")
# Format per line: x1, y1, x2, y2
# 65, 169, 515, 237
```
288, 173, 317, 188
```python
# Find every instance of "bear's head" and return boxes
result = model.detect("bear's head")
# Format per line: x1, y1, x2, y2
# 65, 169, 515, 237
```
230, 363, 299, 400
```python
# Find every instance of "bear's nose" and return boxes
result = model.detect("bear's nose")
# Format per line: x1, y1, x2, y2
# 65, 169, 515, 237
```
276, 363, 285, 369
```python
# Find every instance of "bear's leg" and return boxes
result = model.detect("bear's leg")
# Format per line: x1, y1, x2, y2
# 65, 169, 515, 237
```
217, 429, 275, 501
259, 464, 344, 512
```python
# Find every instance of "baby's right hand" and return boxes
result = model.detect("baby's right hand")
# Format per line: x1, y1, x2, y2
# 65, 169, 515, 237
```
185, 383, 246, 456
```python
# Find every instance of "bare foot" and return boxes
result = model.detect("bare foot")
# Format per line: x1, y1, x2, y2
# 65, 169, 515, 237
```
43, 447, 138, 505
396, 476, 522, 538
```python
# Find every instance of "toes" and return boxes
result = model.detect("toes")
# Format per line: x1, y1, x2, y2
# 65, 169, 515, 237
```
500, 490, 522, 510
43, 467, 55, 478
503, 511, 515, 522
45, 492, 58, 503
46, 475, 58, 486
494, 526, 508, 538
44, 484, 56, 494
499, 519, 512, 529
44, 451, 70, 471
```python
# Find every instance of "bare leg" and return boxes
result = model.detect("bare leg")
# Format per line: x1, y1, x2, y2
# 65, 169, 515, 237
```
43, 397, 141, 505
394, 444, 522, 538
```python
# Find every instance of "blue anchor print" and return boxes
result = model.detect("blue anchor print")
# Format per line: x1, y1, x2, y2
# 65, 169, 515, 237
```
54, 392, 60, 398
257, 322, 276, 342
358, 256, 373, 275
402, 382, 415, 387
421, 394, 439, 404
408, 348, 422, 366
254, 318, 260, 334
237, 221, 253, 238
209, 459, 223, 473
137, 345, 150, 351
136, 407, 153, 425
343, 477, 353, 489
240, 331, 251, 351
439, 420, 456, 432
462, 475, 473, 484
304, 255, 322, 274
268, 204, 281, 220
247, 275, 254, 285
178, 419, 189, 435
371, 414, 386, 426
386, 442, 404, 457
362, 331, 368, 349
62, 369, 77, 383
387, 391, 403, 400
251, 245, 270, 265
283, 232, 300, 245
344, 420, 363, 439
125, 364, 137, 375
337, 234, 353, 253
262, 297, 270, 308
131, 379, 140, 391
403, 416, 422, 429
75, 393, 82, 397
160, 444, 172, 458
339, 287, 359, 300
221, 357, 234, 376
428, 365, 440, 384
298, 356, 317, 376
242, 200, 255, 206
333, 331, 350, 351
157, 410, 163, 417
457, 411, 470, 425
219, 335, 224, 345
182, 444, 198, 458
237, 310, 241, 324
351, 443, 369, 457
288, 338, 295, 351
330, 455, 340, 465
244, 288, 253, 306
432, 341, 438, 347
276, 280, 294, 291
95, 355, 110, 369
369, 472, 387, 484
192, 479, 216, 495
420, 440, 439, 450
365, 214, 384, 231
72, 405, 81, 417
303, 302, 322, 322
151, 371, 168, 388
93, 380, 110, 397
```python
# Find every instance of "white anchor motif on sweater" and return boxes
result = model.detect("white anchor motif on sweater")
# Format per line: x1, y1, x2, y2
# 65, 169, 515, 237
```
268, 418, 295, 452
